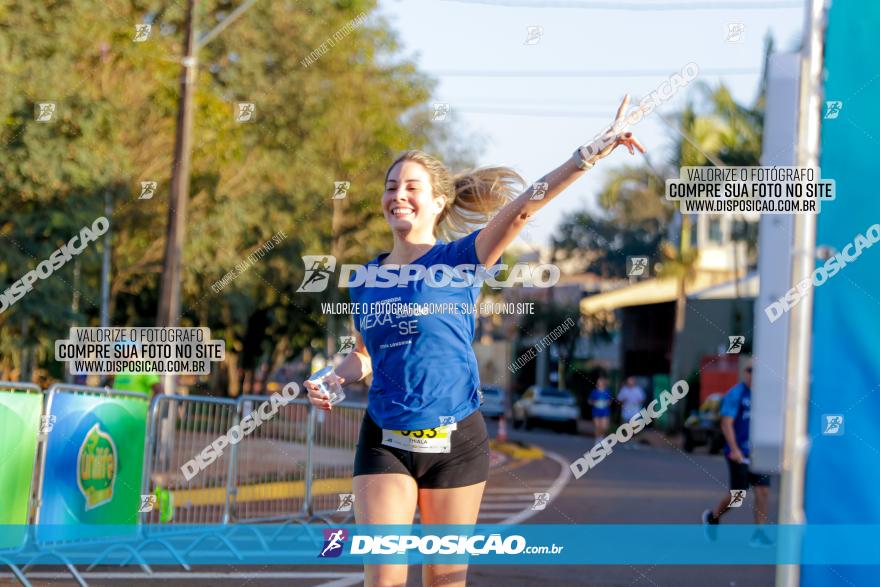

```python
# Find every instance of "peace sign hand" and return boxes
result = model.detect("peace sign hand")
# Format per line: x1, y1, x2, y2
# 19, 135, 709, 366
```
578, 95, 647, 165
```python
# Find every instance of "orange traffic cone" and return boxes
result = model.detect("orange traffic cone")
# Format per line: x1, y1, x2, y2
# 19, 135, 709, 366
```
497, 414, 509, 443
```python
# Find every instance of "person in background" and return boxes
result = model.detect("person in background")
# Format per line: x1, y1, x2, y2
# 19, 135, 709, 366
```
109, 342, 162, 397
617, 376, 646, 423
588, 376, 612, 445
702, 363, 772, 547
111, 371, 162, 397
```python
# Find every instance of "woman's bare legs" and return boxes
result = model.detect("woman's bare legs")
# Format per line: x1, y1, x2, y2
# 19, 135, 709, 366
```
418, 482, 486, 587
354, 474, 419, 587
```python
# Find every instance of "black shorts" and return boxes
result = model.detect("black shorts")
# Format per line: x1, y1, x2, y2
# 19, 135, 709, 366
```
354, 410, 490, 489
728, 458, 771, 490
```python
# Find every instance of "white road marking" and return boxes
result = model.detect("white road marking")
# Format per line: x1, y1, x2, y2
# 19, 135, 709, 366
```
499, 450, 571, 525
484, 486, 556, 494
479, 502, 538, 509
483, 493, 535, 500
315, 574, 367, 587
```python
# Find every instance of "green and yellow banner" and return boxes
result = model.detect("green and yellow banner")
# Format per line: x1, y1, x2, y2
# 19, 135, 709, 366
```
36, 389, 148, 542
0, 389, 42, 524
0, 388, 43, 549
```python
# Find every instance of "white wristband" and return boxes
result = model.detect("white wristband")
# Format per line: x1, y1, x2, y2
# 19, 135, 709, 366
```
572, 145, 597, 170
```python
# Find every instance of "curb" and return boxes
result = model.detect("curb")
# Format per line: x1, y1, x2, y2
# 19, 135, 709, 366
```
489, 439, 544, 460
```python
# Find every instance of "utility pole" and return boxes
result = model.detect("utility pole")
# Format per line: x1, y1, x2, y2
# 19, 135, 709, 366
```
101, 190, 112, 329
66, 259, 80, 384
157, 0, 262, 332
99, 190, 112, 388
155, 0, 261, 397
157, 0, 197, 331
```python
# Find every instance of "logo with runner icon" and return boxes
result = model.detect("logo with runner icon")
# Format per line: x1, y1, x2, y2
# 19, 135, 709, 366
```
337, 494, 355, 512
726, 335, 745, 354
728, 490, 746, 508
298, 256, 337, 292
319, 529, 348, 558
139, 494, 157, 513
822, 414, 844, 436
531, 492, 550, 510
627, 256, 649, 278
337, 336, 356, 355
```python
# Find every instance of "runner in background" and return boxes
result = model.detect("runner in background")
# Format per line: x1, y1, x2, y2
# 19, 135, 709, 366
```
589, 376, 612, 445
702, 363, 773, 546
617, 376, 646, 422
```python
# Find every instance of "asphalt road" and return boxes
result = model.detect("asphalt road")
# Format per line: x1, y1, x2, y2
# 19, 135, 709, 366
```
468, 419, 780, 587
2, 420, 780, 587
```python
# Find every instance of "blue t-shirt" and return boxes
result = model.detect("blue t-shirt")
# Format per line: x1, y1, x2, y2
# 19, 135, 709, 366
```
589, 388, 612, 418
720, 381, 751, 457
350, 231, 483, 430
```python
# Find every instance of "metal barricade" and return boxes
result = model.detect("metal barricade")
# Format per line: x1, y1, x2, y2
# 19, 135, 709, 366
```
306, 401, 366, 519
227, 395, 312, 523
140, 392, 367, 527
141, 394, 238, 527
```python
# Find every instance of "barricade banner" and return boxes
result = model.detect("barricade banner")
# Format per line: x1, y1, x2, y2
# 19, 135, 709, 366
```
36, 386, 148, 542
0, 386, 43, 549
804, 2, 880, 586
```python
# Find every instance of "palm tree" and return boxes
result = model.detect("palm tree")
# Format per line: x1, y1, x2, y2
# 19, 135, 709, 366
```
574, 81, 765, 431
657, 231, 700, 385
660, 86, 764, 425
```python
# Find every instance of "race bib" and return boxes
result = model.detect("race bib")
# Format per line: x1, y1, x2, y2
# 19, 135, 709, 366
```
381, 424, 456, 453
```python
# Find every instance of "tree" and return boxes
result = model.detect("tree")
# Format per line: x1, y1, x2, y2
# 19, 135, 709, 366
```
553, 165, 674, 278
664, 87, 763, 387
551, 79, 765, 431
0, 0, 468, 390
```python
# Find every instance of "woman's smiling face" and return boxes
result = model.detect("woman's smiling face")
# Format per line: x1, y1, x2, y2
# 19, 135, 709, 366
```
383, 160, 446, 236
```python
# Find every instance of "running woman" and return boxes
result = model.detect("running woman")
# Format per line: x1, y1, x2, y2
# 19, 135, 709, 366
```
304, 96, 645, 587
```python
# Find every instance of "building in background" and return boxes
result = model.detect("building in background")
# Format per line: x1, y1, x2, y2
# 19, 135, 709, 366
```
579, 213, 757, 384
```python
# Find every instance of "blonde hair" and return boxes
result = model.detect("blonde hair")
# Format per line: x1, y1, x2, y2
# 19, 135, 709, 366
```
384, 150, 525, 241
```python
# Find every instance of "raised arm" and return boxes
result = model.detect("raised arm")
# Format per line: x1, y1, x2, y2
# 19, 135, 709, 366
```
475, 95, 646, 267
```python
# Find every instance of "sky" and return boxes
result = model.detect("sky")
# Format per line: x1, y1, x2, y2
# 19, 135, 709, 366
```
376, 0, 806, 248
